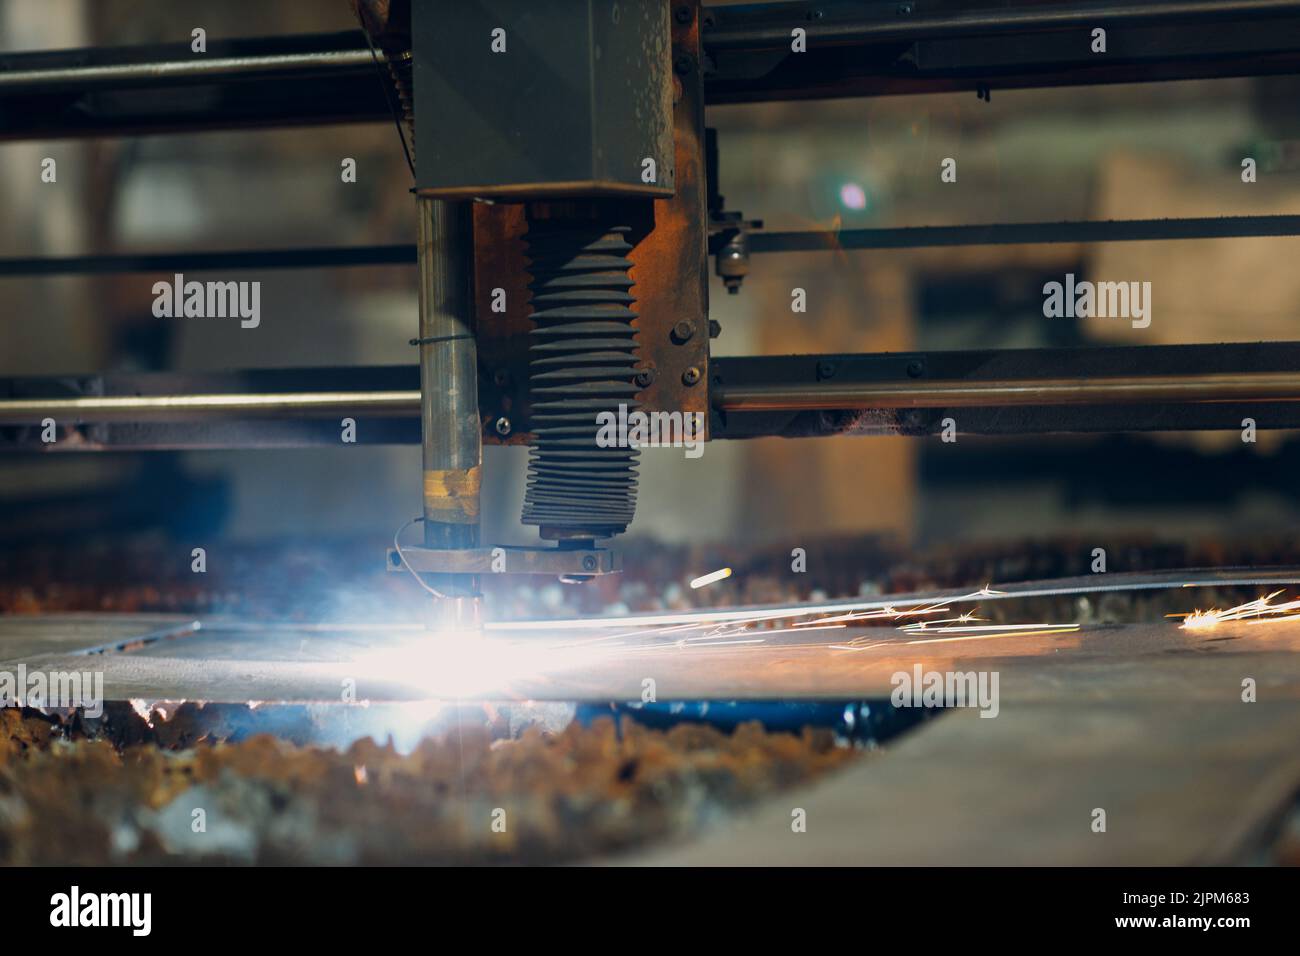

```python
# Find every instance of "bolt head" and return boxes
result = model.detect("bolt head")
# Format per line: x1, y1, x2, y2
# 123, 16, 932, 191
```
672, 319, 696, 342
817, 361, 836, 380
674, 5, 693, 25
581, 555, 598, 571
682, 366, 702, 386
494, 416, 512, 436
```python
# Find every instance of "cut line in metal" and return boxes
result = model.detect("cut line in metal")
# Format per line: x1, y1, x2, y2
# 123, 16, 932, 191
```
495, 567, 1300, 631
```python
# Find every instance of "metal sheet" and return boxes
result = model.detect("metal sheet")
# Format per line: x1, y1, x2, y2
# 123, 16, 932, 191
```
628, 698, 1300, 865
7, 566, 1300, 702
0, 614, 198, 659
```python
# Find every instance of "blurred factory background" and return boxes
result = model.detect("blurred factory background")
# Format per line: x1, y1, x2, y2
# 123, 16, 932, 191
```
5, 0, 1300, 561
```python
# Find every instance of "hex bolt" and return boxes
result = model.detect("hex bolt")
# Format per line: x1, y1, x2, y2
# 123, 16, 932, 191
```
494, 416, 512, 436
709, 319, 722, 339
672, 319, 696, 343
682, 366, 702, 386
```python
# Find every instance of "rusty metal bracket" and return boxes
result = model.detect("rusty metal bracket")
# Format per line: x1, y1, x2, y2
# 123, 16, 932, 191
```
474, 0, 711, 444
629, 0, 711, 432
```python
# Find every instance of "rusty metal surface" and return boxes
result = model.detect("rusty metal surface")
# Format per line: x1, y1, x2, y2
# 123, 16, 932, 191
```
628, 0, 711, 427
473, 203, 534, 444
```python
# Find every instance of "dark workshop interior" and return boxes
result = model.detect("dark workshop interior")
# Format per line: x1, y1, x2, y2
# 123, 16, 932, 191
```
2, 0, 1300, 874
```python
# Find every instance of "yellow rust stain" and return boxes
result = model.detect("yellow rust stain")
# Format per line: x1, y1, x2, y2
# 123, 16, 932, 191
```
423, 466, 481, 521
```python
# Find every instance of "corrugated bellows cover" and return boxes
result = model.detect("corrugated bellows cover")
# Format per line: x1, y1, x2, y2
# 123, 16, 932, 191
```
522, 218, 640, 539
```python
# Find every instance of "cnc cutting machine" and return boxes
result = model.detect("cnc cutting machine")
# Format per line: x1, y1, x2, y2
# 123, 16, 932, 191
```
6, 0, 1300, 872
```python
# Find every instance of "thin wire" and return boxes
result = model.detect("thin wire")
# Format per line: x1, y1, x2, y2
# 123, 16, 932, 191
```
409, 333, 473, 347
393, 515, 447, 598
354, 16, 416, 179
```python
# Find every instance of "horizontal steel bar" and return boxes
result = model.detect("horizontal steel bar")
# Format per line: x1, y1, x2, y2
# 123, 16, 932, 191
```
0, 245, 416, 277
8, 371, 1298, 424
7, 215, 1299, 279
0, 391, 420, 425
749, 215, 1300, 252
0, 30, 389, 141
5, 344, 1300, 447
704, 0, 1300, 50
714, 371, 1300, 411
0, 48, 381, 94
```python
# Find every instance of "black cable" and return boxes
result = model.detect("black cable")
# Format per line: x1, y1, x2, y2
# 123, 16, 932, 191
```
354, 15, 416, 180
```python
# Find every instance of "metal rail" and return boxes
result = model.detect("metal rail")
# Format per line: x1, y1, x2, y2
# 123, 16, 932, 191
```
3, 368, 1299, 425
0, 49, 381, 93
7, 216, 1300, 278
0, 391, 419, 424
749, 216, 1300, 252
702, 0, 1300, 49
714, 371, 1300, 411
0, 246, 415, 277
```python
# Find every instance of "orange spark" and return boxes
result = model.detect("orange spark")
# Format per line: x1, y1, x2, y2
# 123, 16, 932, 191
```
1178, 590, 1300, 630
